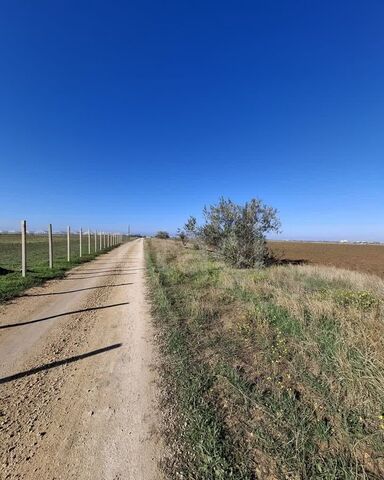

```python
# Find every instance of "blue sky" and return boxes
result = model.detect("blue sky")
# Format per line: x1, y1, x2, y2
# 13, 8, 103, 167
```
1, 1, 383, 240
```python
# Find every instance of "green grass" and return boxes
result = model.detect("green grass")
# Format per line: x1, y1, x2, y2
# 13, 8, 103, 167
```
146, 242, 252, 479
146, 239, 384, 480
0, 233, 125, 302
0, 233, 98, 270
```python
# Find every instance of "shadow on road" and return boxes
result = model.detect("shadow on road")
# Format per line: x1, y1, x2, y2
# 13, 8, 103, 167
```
64, 274, 137, 279
0, 302, 130, 329
68, 268, 144, 274
0, 343, 123, 384
67, 271, 133, 275
24, 283, 133, 297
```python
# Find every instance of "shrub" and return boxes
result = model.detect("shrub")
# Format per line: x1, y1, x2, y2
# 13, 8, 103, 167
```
177, 228, 187, 246
182, 197, 280, 268
155, 231, 170, 239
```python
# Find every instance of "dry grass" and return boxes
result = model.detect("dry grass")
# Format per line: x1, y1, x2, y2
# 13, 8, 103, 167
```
147, 239, 384, 479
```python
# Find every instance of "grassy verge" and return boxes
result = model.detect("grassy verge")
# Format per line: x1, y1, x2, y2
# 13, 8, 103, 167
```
146, 239, 384, 479
0, 245, 121, 303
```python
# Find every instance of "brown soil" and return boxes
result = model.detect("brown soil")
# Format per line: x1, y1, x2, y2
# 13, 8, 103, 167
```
0, 239, 162, 480
269, 241, 384, 278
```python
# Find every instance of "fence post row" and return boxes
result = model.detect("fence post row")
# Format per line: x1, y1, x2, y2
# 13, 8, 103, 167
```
17, 223, 125, 276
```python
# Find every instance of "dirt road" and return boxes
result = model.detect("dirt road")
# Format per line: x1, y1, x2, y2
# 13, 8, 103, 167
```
0, 239, 162, 480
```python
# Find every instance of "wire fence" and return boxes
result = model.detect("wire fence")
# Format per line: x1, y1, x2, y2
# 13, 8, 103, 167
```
0, 222, 128, 276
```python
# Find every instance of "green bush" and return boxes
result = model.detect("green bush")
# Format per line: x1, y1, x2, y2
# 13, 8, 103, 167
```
181, 197, 280, 268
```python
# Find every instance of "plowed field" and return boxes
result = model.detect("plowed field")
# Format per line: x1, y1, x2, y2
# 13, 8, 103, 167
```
269, 241, 384, 278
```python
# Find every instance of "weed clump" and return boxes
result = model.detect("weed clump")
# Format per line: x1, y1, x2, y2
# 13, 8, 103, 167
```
334, 289, 379, 310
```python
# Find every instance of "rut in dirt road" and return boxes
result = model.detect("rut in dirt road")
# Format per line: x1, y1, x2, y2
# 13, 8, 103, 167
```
0, 239, 163, 480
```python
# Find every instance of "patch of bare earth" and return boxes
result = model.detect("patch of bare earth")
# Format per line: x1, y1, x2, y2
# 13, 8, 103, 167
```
269, 241, 384, 278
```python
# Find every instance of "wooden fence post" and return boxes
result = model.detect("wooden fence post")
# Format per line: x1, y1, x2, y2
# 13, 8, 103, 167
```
99, 231, 102, 250
48, 223, 53, 269
21, 220, 27, 277
80, 228, 83, 257
67, 226, 71, 262
88, 229, 91, 254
